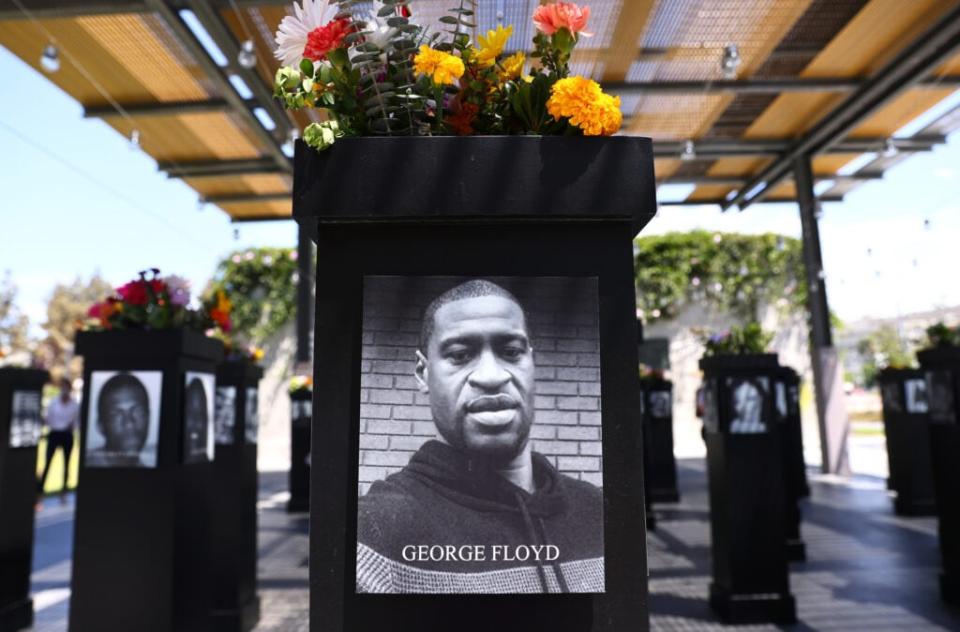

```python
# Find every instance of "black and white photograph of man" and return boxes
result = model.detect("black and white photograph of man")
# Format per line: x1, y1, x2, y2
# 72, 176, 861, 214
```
647, 390, 671, 419
85, 371, 161, 468
927, 370, 956, 423
356, 277, 604, 594
904, 378, 929, 414
881, 381, 903, 413
9, 389, 42, 448
726, 377, 768, 434
183, 372, 215, 463
245, 387, 259, 444
214, 386, 237, 445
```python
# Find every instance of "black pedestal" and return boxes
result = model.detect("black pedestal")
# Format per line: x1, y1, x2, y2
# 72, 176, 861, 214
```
877, 369, 936, 516
0, 368, 48, 632
294, 136, 655, 631
640, 378, 679, 503
209, 360, 263, 631
287, 389, 311, 513
700, 355, 796, 624
772, 368, 807, 562
70, 329, 224, 632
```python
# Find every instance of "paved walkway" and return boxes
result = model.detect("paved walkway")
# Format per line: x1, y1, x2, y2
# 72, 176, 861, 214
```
25, 461, 960, 630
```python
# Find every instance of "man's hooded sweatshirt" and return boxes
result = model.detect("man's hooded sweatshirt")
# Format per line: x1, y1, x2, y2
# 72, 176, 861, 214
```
357, 440, 604, 593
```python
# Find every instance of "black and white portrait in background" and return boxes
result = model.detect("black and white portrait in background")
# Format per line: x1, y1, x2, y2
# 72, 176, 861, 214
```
9, 390, 42, 448
881, 381, 903, 413
356, 276, 605, 594
726, 376, 769, 434
647, 390, 671, 419
292, 399, 311, 424
700, 380, 719, 433
86, 371, 162, 468
245, 387, 258, 444
904, 378, 929, 414
775, 381, 788, 419
927, 370, 956, 424
183, 372, 215, 463
214, 386, 237, 445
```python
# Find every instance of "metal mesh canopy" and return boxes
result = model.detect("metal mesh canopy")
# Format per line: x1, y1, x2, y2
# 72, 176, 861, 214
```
2, 0, 959, 219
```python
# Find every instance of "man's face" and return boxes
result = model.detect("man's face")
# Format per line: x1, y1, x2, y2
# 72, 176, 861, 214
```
734, 382, 760, 424
186, 385, 209, 443
416, 295, 535, 463
100, 384, 149, 452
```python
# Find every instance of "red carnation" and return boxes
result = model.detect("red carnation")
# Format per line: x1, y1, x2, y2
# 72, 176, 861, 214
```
117, 280, 149, 306
303, 18, 351, 62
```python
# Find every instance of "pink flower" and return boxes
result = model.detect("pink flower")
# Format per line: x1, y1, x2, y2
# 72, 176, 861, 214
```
533, 2, 592, 37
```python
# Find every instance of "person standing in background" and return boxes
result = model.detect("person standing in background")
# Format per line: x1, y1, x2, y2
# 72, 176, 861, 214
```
37, 378, 79, 504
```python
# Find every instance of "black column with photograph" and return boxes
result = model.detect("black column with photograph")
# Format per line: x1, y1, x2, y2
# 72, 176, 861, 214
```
639, 377, 679, 504
0, 367, 49, 631
288, 388, 312, 513
917, 347, 960, 605
699, 354, 796, 624
876, 368, 936, 516
772, 367, 807, 562
209, 359, 263, 631
70, 329, 223, 632
294, 136, 655, 631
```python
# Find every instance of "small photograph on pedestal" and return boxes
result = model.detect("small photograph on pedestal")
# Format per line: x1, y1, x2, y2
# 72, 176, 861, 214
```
214, 386, 237, 445
86, 371, 162, 468
184, 372, 215, 463
725, 376, 769, 434
292, 399, 311, 424
775, 382, 788, 419
700, 380, 719, 433
356, 276, 605, 594
647, 390, 671, 419
881, 381, 903, 413
9, 390, 42, 448
904, 379, 929, 414
245, 387, 258, 444
927, 370, 956, 424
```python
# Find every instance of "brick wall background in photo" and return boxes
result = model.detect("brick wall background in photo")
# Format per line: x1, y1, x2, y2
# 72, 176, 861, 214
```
358, 276, 602, 496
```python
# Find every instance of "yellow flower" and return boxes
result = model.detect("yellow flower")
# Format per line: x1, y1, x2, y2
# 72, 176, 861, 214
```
498, 51, 525, 81
476, 24, 513, 67
414, 45, 465, 86
546, 76, 622, 136
216, 290, 232, 314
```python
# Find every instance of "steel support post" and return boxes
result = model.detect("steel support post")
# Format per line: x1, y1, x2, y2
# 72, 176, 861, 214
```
795, 155, 850, 475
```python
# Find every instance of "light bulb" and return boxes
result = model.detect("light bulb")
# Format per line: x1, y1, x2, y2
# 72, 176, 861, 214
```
721, 44, 740, 80
882, 138, 898, 157
237, 40, 257, 69
129, 129, 141, 149
233, 228, 240, 241
40, 44, 60, 73
680, 139, 696, 161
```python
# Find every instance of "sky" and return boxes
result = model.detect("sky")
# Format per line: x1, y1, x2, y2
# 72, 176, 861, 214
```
1, 43, 959, 338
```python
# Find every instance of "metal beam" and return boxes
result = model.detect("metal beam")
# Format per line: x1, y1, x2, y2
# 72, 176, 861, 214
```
651, 135, 944, 158
657, 194, 844, 206
726, 3, 960, 210
230, 214, 291, 222
159, 158, 283, 178
604, 75, 960, 95
84, 99, 234, 119
205, 192, 289, 204
144, 0, 291, 174
0, 0, 146, 19
658, 173, 882, 186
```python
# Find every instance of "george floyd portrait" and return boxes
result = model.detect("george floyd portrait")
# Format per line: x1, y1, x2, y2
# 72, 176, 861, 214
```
355, 276, 604, 595
183, 372, 215, 463
9, 390, 42, 448
85, 371, 162, 468
215, 386, 237, 445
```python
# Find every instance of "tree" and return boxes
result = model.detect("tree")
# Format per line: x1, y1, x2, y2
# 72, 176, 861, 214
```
37, 274, 113, 380
856, 325, 914, 388
0, 271, 29, 361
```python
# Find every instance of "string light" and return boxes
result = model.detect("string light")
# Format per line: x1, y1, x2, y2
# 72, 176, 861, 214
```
721, 44, 740, 80
680, 139, 697, 161
882, 138, 899, 157
233, 228, 240, 241
237, 39, 257, 69
129, 129, 141, 149
40, 43, 60, 73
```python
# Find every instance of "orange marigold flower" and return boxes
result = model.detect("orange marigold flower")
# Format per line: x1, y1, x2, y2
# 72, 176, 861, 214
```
546, 76, 621, 136
413, 45, 465, 86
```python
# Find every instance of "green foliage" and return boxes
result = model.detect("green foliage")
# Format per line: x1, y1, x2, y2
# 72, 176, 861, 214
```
700, 322, 773, 357
206, 248, 300, 345
924, 322, 960, 349
634, 230, 806, 322
0, 271, 29, 361
38, 273, 113, 380
856, 325, 914, 387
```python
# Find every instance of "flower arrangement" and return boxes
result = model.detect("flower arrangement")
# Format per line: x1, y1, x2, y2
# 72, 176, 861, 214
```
289, 374, 313, 394
85, 269, 232, 334
923, 322, 960, 349
699, 323, 773, 357
272, 0, 621, 151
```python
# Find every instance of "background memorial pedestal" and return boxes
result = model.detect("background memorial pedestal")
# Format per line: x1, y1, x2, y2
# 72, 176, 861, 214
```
640, 378, 679, 504
70, 329, 223, 632
773, 367, 807, 562
877, 368, 936, 516
294, 136, 655, 632
700, 354, 796, 624
209, 360, 263, 631
287, 388, 311, 513
0, 368, 48, 632
918, 347, 960, 605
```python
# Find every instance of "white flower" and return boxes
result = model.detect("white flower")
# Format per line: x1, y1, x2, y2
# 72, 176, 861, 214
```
274, 0, 338, 67
361, 2, 397, 52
